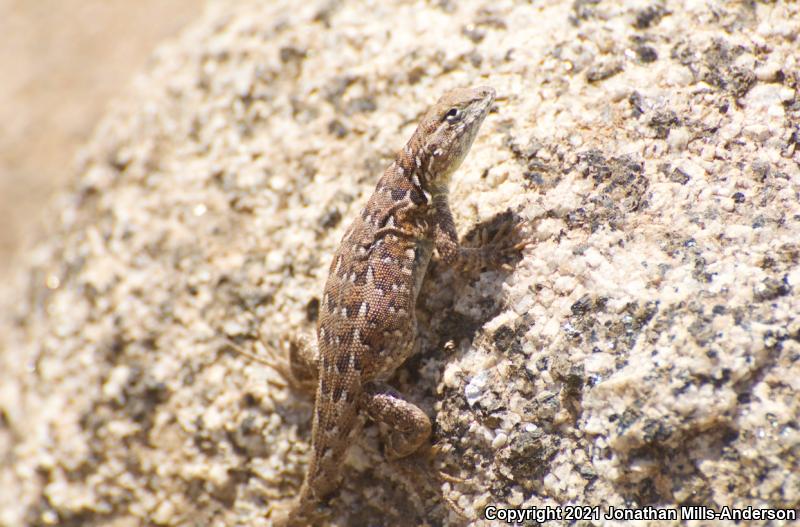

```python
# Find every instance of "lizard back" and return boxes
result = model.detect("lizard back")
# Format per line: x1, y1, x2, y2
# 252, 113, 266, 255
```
303, 162, 429, 499
290, 85, 496, 517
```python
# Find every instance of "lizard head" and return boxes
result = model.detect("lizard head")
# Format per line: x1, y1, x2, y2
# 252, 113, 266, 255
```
410, 85, 495, 194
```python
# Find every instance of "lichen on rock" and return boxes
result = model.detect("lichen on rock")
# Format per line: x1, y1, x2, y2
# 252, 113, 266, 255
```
1, 1, 798, 526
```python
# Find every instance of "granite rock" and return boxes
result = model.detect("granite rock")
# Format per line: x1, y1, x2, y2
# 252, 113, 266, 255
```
1, 1, 798, 525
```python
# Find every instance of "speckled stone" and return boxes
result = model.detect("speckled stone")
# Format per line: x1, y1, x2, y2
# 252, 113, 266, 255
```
1, 1, 798, 526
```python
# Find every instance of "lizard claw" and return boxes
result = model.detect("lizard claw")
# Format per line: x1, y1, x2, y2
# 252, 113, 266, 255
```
427, 442, 465, 484
437, 469, 465, 484
477, 216, 534, 269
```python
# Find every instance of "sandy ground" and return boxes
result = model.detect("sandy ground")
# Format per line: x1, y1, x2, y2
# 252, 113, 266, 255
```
0, 0, 203, 280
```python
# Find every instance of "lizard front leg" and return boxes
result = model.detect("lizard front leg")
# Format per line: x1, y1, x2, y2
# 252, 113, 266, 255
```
431, 194, 523, 271
361, 381, 432, 459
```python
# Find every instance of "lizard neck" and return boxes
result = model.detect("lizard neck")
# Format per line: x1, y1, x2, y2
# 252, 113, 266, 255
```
395, 133, 451, 199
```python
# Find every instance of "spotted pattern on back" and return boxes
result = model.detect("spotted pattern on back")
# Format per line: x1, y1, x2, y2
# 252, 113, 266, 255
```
289, 86, 496, 515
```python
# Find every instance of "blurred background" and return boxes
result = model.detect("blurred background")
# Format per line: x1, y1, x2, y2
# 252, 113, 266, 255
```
0, 0, 203, 281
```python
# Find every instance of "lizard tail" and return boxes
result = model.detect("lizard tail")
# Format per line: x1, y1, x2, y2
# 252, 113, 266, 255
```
303, 378, 363, 500
282, 364, 363, 525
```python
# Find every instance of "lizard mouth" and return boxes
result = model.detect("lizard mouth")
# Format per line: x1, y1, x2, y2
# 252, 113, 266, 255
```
469, 86, 496, 130
472, 86, 496, 125
472, 85, 496, 115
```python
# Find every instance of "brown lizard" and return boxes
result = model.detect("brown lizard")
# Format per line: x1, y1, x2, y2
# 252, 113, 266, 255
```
275, 85, 524, 525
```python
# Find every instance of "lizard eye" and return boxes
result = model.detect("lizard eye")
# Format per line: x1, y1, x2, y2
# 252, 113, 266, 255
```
444, 107, 461, 122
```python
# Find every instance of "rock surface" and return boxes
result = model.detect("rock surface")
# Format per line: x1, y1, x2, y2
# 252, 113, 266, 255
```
0, 0, 201, 280
1, 1, 798, 526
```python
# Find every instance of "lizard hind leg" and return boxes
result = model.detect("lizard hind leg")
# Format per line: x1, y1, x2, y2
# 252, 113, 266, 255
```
288, 333, 319, 390
361, 381, 432, 459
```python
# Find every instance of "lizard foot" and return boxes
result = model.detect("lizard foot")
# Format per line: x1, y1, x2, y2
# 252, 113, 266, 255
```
270, 495, 331, 527
362, 381, 433, 460
461, 214, 533, 273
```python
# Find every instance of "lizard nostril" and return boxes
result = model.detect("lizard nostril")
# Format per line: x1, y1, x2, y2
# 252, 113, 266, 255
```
477, 86, 496, 100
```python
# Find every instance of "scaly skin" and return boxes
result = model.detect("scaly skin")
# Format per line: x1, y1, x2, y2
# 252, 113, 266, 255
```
277, 86, 523, 525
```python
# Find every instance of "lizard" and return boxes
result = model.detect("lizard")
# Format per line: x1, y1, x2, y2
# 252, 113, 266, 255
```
274, 85, 525, 525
